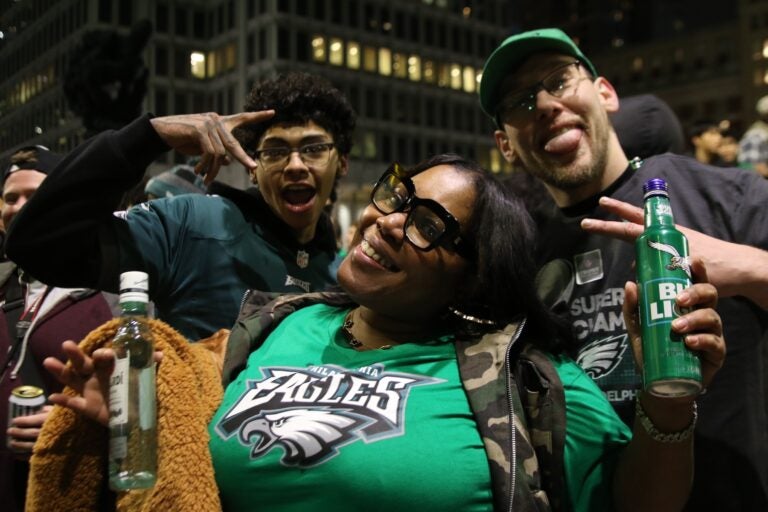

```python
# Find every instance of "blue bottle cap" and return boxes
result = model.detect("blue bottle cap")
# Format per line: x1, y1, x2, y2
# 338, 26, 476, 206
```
643, 178, 668, 194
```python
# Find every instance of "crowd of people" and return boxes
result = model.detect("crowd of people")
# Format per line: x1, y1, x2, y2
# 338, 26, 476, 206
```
1, 25, 767, 512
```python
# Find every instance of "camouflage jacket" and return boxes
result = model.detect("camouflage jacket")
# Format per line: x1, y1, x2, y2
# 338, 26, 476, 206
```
223, 290, 567, 512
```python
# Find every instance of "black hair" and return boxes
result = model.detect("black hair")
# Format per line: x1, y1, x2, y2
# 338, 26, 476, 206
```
407, 154, 573, 353
688, 119, 721, 140
234, 72, 356, 156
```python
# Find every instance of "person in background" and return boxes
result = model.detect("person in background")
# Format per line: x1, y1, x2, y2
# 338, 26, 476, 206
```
480, 27, 768, 510
144, 162, 206, 199
609, 93, 686, 160
688, 120, 724, 165
739, 94, 768, 177
0, 145, 113, 512
36, 155, 724, 512
716, 129, 742, 168
5, 72, 356, 340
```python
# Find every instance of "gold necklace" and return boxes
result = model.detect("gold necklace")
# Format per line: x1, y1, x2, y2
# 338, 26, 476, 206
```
341, 310, 392, 351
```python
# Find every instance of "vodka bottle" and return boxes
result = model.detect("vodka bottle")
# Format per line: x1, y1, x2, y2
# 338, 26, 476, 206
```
635, 178, 702, 397
108, 271, 157, 490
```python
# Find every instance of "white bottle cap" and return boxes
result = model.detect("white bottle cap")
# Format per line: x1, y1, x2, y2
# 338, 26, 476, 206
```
119, 271, 149, 303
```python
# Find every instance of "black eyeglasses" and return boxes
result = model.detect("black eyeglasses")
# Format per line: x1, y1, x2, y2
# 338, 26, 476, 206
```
496, 61, 584, 124
253, 142, 335, 169
370, 163, 471, 258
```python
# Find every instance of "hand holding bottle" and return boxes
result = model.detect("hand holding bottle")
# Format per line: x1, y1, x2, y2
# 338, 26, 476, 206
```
44, 341, 162, 427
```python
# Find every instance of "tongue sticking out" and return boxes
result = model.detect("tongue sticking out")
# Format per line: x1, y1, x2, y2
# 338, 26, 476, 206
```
282, 188, 316, 205
544, 128, 583, 154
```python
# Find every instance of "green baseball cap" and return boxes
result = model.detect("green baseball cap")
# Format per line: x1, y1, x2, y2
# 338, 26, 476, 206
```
479, 28, 597, 119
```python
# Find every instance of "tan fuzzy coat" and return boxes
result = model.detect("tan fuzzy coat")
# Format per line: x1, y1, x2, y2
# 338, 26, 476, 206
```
25, 319, 228, 512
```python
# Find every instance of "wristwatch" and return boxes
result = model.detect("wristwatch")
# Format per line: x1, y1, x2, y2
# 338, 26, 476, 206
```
635, 399, 697, 443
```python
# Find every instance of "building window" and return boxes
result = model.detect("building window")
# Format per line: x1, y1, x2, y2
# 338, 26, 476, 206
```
393, 52, 407, 78
329, 38, 344, 66
190, 51, 206, 79
423, 60, 436, 84
378, 48, 392, 76
462, 66, 475, 93
363, 46, 377, 72
175, 7, 188, 36
450, 64, 462, 90
408, 55, 421, 81
174, 48, 187, 78
347, 42, 360, 70
156, 3, 168, 32
155, 45, 168, 76
312, 35, 326, 62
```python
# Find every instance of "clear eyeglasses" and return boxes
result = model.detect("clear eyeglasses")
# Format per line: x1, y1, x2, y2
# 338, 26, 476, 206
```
253, 142, 335, 169
496, 60, 584, 124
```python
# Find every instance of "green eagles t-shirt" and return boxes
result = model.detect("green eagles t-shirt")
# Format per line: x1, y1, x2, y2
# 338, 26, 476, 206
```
209, 304, 494, 511
209, 304, 631, 511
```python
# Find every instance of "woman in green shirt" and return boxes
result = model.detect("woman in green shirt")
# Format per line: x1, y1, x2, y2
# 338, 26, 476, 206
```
45, 155, 724, 512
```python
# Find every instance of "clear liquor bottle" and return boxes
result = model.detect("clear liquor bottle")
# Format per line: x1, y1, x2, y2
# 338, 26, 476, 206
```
108, 271, 157, 490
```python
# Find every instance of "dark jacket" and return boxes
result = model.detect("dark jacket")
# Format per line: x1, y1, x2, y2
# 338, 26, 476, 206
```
0, 264, 113, 512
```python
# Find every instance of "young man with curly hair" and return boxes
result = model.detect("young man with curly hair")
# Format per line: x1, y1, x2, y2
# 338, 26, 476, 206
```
6, 73, 356, 340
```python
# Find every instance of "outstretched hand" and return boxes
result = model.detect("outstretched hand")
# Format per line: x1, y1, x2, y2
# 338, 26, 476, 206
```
43, 340, 162, 427
582, 195, 768, 310
149, 110, 275, 184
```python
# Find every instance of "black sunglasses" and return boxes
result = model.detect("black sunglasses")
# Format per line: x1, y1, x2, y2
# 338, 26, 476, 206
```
370, 163, 471, 258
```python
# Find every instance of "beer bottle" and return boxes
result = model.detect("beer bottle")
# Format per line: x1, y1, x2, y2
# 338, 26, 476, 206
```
108, 271, 157, 490
635, 178, 702, 397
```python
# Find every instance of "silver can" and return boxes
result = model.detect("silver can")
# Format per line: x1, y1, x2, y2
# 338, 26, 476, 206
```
7, 385, 45, 449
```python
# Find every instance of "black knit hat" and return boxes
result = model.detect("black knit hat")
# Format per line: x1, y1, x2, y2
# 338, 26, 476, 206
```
2, 145, 64, 185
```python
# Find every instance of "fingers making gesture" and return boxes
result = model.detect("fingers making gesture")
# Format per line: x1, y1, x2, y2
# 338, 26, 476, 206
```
149, 110, 275, 184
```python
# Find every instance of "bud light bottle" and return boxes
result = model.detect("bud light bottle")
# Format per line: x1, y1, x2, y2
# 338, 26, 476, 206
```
108, 271, 157, 490
635, 178, 702, 397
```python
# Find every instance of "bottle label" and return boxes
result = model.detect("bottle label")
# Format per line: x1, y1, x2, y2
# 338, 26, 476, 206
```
109, 352, 130, 428
138, 366, 156, 430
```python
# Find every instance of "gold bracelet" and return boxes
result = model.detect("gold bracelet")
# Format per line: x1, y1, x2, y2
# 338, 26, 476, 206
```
635, 400, 697, 443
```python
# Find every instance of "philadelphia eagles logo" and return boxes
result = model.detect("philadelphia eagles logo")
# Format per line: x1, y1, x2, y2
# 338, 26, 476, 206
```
239, 408, 367, 466
647, 240, 692, 278
215, 364, 441, 467
576, 334, 629, 379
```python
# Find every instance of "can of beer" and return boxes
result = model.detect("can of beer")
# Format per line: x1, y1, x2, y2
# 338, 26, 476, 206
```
636, 178, 702, 397
7, 385, 45, 448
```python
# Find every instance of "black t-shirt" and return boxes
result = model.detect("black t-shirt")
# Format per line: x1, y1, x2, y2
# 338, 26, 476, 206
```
534, 153, 768, 510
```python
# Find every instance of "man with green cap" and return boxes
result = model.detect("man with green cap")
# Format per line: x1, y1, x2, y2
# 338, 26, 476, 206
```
480, 27, 768, 511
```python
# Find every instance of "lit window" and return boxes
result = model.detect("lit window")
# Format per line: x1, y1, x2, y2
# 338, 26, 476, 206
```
450, 64, 462, 89
379, 48, 392, 76
437, 63, 449, 87
763, 39, 768, 59
423, 60, 435, 84
225, 43, 236, 70
462, 66, 475, 93
393, 52, 407, 78
347, 41, 360, 70
408, 55, 421, 81
207, 51, 217, 77
632, 57, 644, 71
190, 52, 206, 79
763, 69, 768, 86
363, 46, 377, 72
329, 38, 344, 66
363, 131, 377, 159
489, 149, 502, 173
462, 6, 471, 18
312, 36, 326, 62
